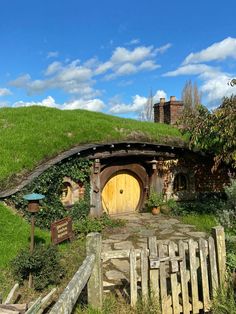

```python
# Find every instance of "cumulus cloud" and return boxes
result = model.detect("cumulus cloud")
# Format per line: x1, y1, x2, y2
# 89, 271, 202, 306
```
13, 96, 59, 108
155, 43, 172, 54
109, 89, 167, 114
63, 98, 105, 111
126, 38, 140, 46
163, 37, 236, 105
11, 95, 105, 112
183, 37, 236, 64
164, 64, 216, 77
9, 43, 168, 100
200, 71, 236, 103
0, 88, 12, 96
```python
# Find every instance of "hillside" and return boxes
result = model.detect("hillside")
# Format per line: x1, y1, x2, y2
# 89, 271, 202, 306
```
0, 106, 186, 189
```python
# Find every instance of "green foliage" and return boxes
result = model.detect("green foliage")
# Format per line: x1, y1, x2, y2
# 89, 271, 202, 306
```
9, 158, 91, 229
0, 106, 185, 190
145, 189, 164, 209
171, 195, 224, 216
179, 95, 236, 169
74, 214, 125, 235
212, 279, 236, 314
75, 293, 160, 314
11, 245, 64, 290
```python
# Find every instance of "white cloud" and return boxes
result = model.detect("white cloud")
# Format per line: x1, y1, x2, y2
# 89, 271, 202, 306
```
110, 95, 147, 114
45, 61, 62, 76
63, 98, 105, 111
0, 88, 11, 96
126, 38, 140, 46
152, 90, 167, 103
47, 51, 59, 58
111, 46, 155, 64
139, 60, 160, 71
109, 89, 167, 114
13, 96, 59, 108
12, 95, 105, 112
200, 72, 236, 103
155, 43, 172, 54
183, 37, 236, 64
164, 64, 216, 77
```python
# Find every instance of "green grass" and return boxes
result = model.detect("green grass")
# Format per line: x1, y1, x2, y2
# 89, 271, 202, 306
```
0, 203, 50, 268
0, 106, 186, 189
181, 214, 218, 233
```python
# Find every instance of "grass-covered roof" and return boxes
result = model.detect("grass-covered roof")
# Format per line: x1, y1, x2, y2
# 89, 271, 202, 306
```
0, 106, 186, 189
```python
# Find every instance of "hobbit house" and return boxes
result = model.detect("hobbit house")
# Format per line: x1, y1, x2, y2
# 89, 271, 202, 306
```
0, 141, 229, 218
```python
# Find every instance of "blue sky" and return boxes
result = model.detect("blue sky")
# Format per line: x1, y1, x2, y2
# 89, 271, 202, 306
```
0, 0, 236, 119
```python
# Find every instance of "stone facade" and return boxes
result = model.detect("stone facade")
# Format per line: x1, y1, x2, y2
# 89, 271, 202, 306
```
154, 96, 184, 125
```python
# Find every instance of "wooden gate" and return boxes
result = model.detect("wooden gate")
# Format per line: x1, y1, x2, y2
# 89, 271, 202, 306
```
101, 226, 226, 314
102, 171, 141, 214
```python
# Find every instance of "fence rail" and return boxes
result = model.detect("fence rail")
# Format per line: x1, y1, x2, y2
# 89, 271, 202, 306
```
50, 226, 226, 314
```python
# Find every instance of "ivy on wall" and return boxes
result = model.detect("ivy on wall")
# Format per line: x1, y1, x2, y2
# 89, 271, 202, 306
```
8, 158, 92, 229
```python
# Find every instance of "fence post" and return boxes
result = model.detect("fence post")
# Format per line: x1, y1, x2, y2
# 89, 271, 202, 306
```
212, 226, 226, 286
86, 232, 103, 309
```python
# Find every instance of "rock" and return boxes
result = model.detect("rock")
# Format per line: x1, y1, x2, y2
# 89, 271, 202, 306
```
138, 229, 156, 237
102, 239, 121, 244
159, 229, 174, 235
187, 231, 207, 238
109, 234, 130, 241
105, 270, 128, 281
114, 241, 134, 250
111, 259, 130, 273
102, 244, 112, 251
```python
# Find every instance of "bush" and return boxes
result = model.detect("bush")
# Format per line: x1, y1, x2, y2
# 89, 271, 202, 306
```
11, 245, 64, 290
74, 214, 125, 235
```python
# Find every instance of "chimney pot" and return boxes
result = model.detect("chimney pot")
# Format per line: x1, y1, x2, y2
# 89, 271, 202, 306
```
170, 96, 176, 101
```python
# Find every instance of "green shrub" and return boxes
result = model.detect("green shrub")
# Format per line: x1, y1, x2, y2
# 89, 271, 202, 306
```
9, 158, 91, 229
212, 279, 236, 314
74, 214, 125, 235
11, 245, 64, 290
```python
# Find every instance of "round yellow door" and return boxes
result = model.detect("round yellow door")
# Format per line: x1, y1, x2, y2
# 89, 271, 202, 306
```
102, 171, 141, 214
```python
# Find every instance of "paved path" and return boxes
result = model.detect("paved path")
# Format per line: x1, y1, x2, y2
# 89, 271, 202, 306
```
102, 213, 207, 291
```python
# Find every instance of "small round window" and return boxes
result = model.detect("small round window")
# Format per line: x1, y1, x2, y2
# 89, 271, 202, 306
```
60, 182, 72, 206
173, 173, 188, 192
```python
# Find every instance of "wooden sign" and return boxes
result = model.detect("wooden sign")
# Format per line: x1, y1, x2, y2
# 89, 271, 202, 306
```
51, 217, 73, 245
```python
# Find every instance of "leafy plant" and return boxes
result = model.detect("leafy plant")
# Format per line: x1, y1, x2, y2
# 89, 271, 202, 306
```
8, 158, 92, 229
145, 190, 164, 209
74, 214, 125, 235
11, 245, 64, 290
212, 279, 236, 314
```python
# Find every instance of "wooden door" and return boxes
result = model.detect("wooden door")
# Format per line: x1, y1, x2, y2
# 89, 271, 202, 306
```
102, 171, 141, 214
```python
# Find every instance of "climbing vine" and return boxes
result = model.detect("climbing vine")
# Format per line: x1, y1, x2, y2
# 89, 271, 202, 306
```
8, 158, 92, 229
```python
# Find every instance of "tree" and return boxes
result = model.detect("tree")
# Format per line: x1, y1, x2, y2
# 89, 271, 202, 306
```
179, 95, 236, 169
181, 80, 202, 112
139, 90, 154, 121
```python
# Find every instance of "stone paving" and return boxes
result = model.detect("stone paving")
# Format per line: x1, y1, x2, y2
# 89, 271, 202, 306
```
102, 213, 207, 291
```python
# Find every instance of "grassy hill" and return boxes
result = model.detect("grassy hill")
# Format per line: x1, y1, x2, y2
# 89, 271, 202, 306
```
0, 106, 186, 189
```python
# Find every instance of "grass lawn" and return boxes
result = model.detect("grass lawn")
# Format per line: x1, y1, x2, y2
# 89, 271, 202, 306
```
181, 213, 218, 233
0, 202, 87, 301
0, 106, 186, 189
0, 203, 50, 268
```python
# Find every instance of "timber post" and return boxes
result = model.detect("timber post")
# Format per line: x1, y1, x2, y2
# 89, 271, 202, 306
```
90, 159, 102, 217
86, 232, 103, 309
212, 226, 226, 286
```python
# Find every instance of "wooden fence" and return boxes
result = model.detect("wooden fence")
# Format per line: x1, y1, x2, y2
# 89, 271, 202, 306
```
50, 226, 226, 314
101, 226, 226, 314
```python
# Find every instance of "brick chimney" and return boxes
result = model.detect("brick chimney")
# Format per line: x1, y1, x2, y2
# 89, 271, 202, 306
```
153, 96, 183, 125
